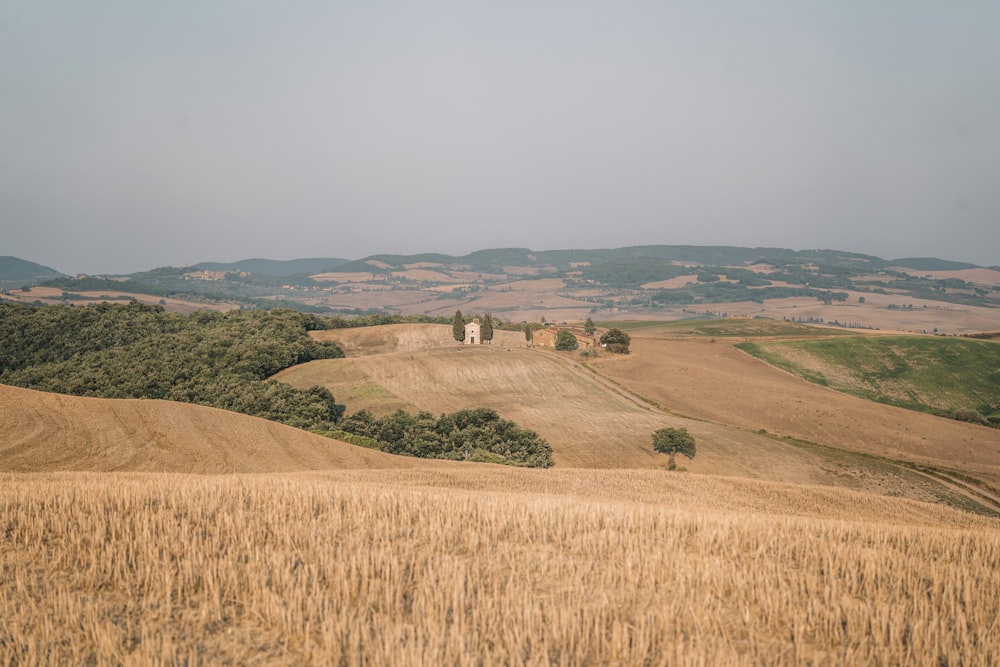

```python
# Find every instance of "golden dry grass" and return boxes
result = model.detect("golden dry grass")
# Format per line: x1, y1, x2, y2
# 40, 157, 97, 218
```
4, 321, 1000, 665
0, 384, 452, 474
278, 326, 999, 509
589, 337, 1000, 487
2, 470, 997, 666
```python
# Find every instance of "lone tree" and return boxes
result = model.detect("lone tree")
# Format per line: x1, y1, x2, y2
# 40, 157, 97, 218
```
584, 317, 596, 335
600, 328, 631, 354
482, 312, 494, 344
555, 330, 578, 351
652, 427, 696, 470
452, 310, 465, 343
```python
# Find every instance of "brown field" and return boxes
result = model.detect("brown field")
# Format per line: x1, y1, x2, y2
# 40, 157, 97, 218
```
0, 384, 447, 474
4, 322, 1000, 664
0, 287, 236, 313
641, 274, 699, 289
310, 271, 380, 282
281, 324, 1000, 504
891, 266, 1000, 287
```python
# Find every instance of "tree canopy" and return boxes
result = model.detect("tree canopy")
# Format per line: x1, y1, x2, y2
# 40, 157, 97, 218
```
652, 427, 696, 469
338, 407, 554, 467
482, 312, 494, 343
452, 310, 465, 342
555, 330, 579, 351
0, 301, 343, 430
600, 328, 631, 354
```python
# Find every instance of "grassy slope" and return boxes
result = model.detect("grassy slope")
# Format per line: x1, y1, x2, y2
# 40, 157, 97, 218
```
735, 335, 1000, 415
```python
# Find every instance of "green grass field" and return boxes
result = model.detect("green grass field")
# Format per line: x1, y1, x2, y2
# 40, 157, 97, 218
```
736, 335, 1000, 418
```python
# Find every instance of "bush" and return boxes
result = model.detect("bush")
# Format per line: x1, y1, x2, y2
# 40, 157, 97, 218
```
0, 302, 344, 431
555, 330, 578, 351
954, 409, 989, 426
600, 328, 631, 354
338, 407, 554, 467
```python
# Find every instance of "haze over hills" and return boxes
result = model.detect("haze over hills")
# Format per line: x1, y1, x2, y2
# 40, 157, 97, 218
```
0, 256, 65, 284
4, 245, 999, 335
2, 245, 996, 281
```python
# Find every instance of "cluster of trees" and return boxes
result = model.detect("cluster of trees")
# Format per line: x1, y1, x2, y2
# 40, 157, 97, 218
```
338, 407, 554, 467
0, 301, 344, 431
1, 302, 558, 466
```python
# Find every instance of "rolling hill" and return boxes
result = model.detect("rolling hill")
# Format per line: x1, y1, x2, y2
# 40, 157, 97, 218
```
275, 323, 1000, 512
4, 320, 1000, 665
0, 383, 450, 474
0, 256, 65, 283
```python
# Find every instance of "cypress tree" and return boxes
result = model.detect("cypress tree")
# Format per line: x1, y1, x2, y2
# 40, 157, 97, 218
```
482, 312, 494, 344
452, 310, 465, 342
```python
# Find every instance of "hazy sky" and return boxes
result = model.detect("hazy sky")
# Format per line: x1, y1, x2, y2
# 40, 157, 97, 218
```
3, 1, 998, 274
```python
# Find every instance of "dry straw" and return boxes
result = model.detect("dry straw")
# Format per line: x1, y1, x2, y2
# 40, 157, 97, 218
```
2, 470, 998, 665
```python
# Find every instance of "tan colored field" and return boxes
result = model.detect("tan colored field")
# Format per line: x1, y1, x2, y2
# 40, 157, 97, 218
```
0, 287, 236, 313
310, 271, 379, 282
589, 336, 1000, 486
0, 384, 445, 473
3, 470, 998, 666
279, 325, 1000, 508
5, 321, 1000, 664
641, 274, 698, 289
891, 266, 1000, 287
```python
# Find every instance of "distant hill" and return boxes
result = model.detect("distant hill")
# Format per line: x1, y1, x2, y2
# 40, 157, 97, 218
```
191, 257, 350, 277
890, 257, 979, 271
0, 256, 65, 283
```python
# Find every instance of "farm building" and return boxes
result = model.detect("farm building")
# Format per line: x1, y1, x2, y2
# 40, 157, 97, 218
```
464, 318, 482, 345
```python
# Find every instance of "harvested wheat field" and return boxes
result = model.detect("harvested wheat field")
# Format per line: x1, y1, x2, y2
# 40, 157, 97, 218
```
2, 470, 998, 666
4, 322, 1000, 665
280, 325, 999, 509
0, 384, 450, 474
588, 336, 1000, 486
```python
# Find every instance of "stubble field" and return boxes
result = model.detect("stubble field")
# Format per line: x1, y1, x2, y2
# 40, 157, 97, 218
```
4, 322, 1000, 665
3, 471, 999, 666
